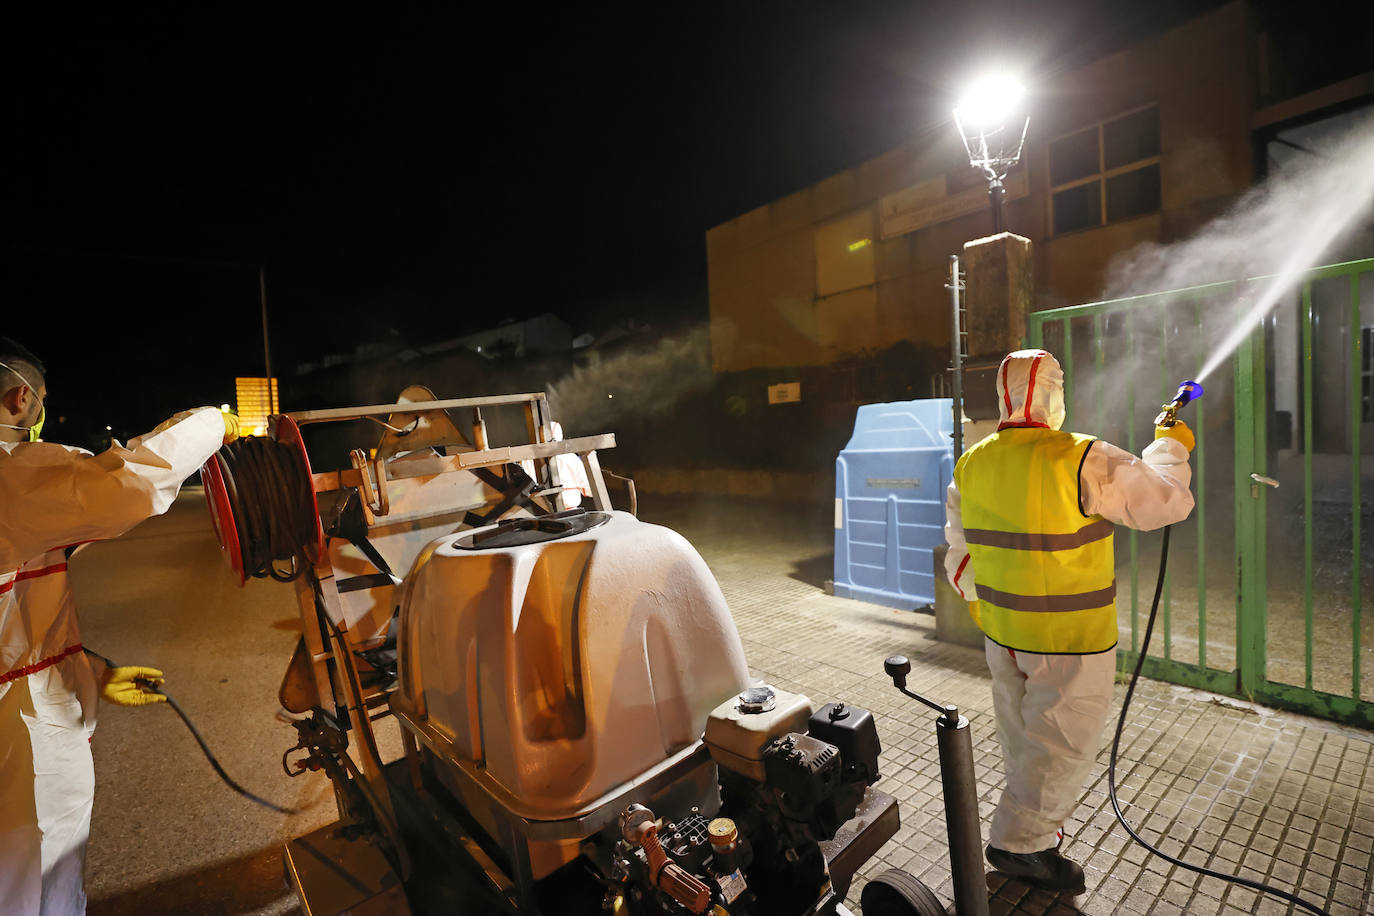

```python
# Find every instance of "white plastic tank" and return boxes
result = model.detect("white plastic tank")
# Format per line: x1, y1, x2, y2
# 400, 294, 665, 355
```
394, 510, 751, 822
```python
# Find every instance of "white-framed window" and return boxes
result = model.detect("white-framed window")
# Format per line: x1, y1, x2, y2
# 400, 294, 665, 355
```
1050, 104, 1162, 235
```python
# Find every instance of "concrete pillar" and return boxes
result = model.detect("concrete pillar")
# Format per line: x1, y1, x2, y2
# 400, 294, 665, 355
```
959, 232, 1033, 421
938, 233, 1033, 647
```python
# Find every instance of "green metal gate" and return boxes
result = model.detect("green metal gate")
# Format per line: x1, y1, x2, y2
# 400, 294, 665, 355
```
1028, 258, 1372, 728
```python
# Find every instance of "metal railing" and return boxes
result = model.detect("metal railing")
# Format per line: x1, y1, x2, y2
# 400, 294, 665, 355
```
1028, 258, 1371, 727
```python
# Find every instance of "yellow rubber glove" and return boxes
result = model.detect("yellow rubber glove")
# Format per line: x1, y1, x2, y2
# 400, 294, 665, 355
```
1155, 420, 1195, 453
100, 666, 167, 707
222, 412, 240, 445
966, 600, 982, 629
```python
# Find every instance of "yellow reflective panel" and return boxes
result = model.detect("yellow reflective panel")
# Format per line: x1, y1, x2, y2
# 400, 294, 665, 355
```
235, 377, 279, 438
848, 238, 872, 252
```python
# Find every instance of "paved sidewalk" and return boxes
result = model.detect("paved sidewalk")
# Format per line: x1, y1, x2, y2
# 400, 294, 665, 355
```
642, 496, 1374, 916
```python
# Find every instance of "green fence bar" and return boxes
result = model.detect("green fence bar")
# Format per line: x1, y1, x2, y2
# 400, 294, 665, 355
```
1351, 274, 1363, 701
1302, 282, 1315, 690
1026, 258, 1372, 727
1234, 292, 1264, 698
1127, 317, 1139, 653
1063, 318, 1074, 429
1194, 297, 1207, 670
1161, 305, 1172, 661
1094, 312, 1105, 433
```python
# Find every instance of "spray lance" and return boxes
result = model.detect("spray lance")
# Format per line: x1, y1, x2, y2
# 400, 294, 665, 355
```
1108, 382, 1331, 916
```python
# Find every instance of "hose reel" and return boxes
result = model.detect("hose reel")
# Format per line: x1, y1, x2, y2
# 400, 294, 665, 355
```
202, 415, 325, 585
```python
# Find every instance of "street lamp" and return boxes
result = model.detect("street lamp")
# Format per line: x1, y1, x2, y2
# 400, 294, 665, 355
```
953, 73, 1030, 233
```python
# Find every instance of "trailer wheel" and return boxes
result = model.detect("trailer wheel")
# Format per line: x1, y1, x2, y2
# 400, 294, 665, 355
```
859, 869, 947, 916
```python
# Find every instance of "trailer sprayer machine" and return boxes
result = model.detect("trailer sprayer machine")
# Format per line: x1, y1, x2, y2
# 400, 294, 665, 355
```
197, 387, 966, 916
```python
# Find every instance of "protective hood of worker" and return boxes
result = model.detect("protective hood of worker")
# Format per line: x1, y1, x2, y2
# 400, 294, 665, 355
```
996, 349, 1066, 430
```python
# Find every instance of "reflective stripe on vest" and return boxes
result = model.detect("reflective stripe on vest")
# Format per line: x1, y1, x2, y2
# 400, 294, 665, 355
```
954, 427, 1117, 654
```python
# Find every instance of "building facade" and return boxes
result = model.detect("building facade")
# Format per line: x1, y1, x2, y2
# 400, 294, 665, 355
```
706, 2, 1370, 379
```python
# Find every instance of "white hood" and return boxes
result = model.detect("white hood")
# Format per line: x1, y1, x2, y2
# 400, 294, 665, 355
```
995, 349, 1066, 430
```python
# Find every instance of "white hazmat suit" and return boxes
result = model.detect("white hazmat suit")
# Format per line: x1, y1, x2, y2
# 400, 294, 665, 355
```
944, 350, 1194, 855
0, 407, 225, 915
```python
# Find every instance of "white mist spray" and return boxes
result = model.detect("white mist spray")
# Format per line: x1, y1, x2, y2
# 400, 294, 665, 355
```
1103, 113, 1374, 383
545, 325, 713, 435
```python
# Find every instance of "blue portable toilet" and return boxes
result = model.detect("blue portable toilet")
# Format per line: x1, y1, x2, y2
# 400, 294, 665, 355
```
833, 399, 955, 610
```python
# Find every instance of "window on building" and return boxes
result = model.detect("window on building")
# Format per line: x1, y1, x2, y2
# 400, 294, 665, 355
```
1050, 105, 1162, 235
815, 209, 876, 297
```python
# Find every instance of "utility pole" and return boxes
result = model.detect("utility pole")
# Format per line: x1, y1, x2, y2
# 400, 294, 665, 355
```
259, 265, 275, 411
948, 255, 965, 458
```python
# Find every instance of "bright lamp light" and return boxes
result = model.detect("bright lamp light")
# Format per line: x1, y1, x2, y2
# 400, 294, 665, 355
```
953, 74, 1025, 130
952, 72, 1030, 182
952, 71, 1031, 233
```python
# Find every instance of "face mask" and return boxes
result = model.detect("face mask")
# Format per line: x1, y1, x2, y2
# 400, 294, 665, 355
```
0, 360, 46, 442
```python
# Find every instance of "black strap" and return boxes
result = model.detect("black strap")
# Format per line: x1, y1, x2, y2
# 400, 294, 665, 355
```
337, 573, 395, 594
463, 463, 544, 528
320, 490, 396, 583
348, 535, 396, 580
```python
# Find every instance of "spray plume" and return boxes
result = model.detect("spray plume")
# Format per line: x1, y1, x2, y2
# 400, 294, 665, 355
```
1102, 114, 1374, 382
546, 324, 712, 435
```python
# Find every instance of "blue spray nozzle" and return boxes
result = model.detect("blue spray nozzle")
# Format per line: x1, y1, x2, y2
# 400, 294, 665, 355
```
1156, 380, 1204, 428
1173, 380, 1204, 408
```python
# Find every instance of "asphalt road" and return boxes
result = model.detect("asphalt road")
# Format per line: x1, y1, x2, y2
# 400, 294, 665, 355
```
76, 489, 339, 915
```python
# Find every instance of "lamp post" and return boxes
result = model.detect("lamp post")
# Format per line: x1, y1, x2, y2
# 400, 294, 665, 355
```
953, 74, 1030, 233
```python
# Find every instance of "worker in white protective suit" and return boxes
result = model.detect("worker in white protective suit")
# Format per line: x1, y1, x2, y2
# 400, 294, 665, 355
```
0, 337, 237, 915
520, 421, 590, 510
943, 349, 1194, 892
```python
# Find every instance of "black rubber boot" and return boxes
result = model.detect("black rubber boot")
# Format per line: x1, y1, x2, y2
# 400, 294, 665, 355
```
985, 844, 1086, 892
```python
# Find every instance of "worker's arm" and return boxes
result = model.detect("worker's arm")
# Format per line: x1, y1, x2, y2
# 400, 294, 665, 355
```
1079, 434, 1195, 531
0, 407, 226, 566
943, 478, 977, 600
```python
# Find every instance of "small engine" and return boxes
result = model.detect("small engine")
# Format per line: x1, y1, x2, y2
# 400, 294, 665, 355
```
605, 687, 882, 915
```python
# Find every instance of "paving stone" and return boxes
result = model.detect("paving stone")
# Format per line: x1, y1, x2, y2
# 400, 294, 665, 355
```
1222, 886, 1258, 910
1332, 880, 1367, 908
1181, 892, 1222, 915
1336, 863, 1367, 887
1146, 902, 1183, 916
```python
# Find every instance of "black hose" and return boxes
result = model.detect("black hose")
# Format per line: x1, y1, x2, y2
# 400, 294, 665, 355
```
1108, 526, 1331, 916
85, 648, 300, 815
146, 685, 301, 814
214, 437, 319, 582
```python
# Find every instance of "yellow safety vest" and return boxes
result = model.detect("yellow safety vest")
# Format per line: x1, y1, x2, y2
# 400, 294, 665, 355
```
953, 427, 1117, 654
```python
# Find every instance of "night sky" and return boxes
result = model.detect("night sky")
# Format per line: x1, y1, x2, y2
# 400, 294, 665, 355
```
8, 0, 1353, 442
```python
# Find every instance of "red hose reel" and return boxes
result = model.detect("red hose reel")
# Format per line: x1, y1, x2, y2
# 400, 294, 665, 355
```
201, 414, 326, 586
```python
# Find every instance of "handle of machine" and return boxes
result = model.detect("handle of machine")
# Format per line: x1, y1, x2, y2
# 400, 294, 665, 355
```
880, 656, 990, 916
349, 449, 390, 520
884, 655, 959, 723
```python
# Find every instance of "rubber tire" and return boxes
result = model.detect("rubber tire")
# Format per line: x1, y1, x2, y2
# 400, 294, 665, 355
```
859, 868, 947, 916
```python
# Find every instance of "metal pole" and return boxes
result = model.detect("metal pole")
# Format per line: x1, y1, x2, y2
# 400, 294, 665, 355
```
949, 255, 964, 459
936, 706, 989, 916
988, 178, 1005, 234
259, 266, 274, 410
